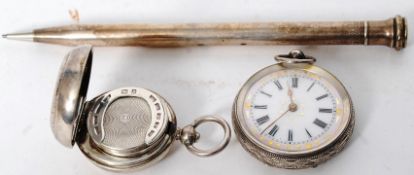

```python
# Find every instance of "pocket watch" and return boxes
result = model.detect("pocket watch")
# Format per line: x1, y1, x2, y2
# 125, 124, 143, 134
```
50, 46, 231, 172
232, 50, 354, 169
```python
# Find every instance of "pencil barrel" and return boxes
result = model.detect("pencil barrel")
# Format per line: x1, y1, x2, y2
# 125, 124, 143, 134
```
34, 15, 407, 50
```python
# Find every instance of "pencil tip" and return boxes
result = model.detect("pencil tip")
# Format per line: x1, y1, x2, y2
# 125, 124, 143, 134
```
1, 32, 34, 41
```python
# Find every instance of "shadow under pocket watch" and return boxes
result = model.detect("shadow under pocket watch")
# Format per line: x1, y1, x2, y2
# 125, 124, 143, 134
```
232, 50, 355, 169
50, 46, 231, 172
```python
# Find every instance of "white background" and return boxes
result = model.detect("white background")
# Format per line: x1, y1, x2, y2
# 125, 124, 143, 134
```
0, 0, 413, 174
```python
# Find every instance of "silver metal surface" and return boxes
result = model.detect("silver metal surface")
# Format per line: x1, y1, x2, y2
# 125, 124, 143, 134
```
2, 32, 34, 41
79, 88, 177, 172
233, 105, 355, 168
274, 50, 316, 64
2, 15, 407, 50
50, 45, 92, 147
101, 97, 151, 149
364, 21, 369, 45
50, 46, 231, 172
232, 50, 355, 168
85, 87, 170, 158
177, 116, 231, 157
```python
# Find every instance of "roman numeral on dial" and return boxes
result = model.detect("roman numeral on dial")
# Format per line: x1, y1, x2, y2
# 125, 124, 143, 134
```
260, 90, 272, 97
305, 128, 312, 138
307, 82, 315, 92
313, 118, 327, 128
316, 94, 328, 101
292, 77, 298, 88
253, 105, 267, 109
274, 80, 283, 90
268, 125, 279, 136
319, 108, 333, 113
288, 129, 293, 141
256, 115, 269, 125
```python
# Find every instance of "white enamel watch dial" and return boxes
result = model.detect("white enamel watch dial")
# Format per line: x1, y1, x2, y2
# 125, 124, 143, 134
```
248, 71, 337, 148
233, 50, 354, 169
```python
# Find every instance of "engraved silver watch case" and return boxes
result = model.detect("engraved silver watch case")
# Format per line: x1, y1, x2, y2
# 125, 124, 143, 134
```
232, 50, 355, 169
50, 46, 231, 172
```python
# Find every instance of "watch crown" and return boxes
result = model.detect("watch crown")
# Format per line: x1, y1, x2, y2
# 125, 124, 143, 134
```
289, 50, 306, 59
275, 50, 316, 64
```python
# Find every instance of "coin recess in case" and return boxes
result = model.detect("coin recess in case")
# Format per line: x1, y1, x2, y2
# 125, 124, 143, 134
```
232, 50, 355, 169
50, 46, 231, 172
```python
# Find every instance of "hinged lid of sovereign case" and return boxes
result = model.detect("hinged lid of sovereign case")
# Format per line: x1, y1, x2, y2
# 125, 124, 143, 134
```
50, 46, 93, 147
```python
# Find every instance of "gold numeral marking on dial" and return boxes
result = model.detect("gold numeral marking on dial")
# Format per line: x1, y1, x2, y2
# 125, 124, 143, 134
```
336, 108, 343, 115
244, 102, 252, 109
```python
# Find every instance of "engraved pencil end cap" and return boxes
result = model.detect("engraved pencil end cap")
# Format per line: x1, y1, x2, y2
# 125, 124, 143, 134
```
393, 15, 408, 50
